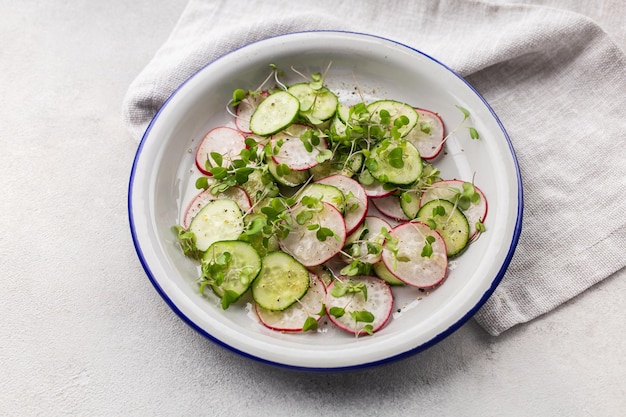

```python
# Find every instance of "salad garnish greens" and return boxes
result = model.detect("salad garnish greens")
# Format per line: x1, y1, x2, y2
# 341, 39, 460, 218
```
173, 64, 487, 336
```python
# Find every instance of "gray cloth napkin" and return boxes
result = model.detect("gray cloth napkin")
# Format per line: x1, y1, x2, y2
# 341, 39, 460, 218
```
122, 0, 626, 336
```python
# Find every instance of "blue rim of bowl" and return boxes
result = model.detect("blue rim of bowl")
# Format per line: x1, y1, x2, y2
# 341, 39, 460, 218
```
128, 30, 524, 372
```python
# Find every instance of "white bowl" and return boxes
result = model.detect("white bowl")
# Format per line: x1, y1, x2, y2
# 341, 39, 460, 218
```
128, 31, 523, 371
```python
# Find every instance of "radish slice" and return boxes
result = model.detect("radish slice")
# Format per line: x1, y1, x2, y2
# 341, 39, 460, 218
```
182, 185, 252, 229
325, 275, 393, 336
235, 92, 268, 134
405, 108, 445, 160
382, 222, 447, 288
195, 126, 247, 175
371, 195, 410, 222
360, 179, 396, 198
315, 175, 368, 235
256, 273, 326, 332
279, 201, 347, 267
420, 179, 488, 238
270, 124, 328, 171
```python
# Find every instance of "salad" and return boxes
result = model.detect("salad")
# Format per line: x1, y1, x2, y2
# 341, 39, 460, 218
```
174, 64, 487, 337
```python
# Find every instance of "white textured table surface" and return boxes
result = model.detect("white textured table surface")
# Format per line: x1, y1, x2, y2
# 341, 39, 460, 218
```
2, 1, 625, 416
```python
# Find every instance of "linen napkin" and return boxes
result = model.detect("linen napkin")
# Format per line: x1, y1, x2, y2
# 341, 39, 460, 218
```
122, 0, 626, 336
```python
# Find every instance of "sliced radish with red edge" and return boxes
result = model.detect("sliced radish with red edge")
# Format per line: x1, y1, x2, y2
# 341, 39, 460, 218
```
279, 201, 347, 267
195, 126, 247, 175
270, 124, 328, 171
315, 174, 368, 235
405, 108, 445, 160
382, 221, 448, 288
325, 275, 393, 336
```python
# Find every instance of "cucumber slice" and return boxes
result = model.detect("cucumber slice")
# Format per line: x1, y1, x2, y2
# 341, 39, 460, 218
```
252, 251, 310, 311
366, 100, 418, 138
287, 83, 338, 122
298, 183, 346, 214
399, 190, 421, 220
416, 199, 470, 257
372, 261, 405, 286
239, 169, 278, 205
201, 240, 261, 305
189, 198, 244, 251
255, 273, 326, 332
249, 91, 299, 136
267, 158, 310, 187
309, 151, 363, 180
420, 180, 488, 238
367, 139, 423, 185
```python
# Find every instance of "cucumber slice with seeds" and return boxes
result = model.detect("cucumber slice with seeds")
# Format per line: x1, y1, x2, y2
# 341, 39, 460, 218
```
189, 199, 244, 252
368, 140, 422, 185
249, 91, 300, 136
298, 183, 346, 214
416, 199, 470, 257
202, 240, 261, 304
287, 83, 338, 122
252, 251, 310, 311
366, 100, 418, 138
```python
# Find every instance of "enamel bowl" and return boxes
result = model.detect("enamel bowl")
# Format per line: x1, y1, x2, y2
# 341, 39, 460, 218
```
128, 31, 522, 371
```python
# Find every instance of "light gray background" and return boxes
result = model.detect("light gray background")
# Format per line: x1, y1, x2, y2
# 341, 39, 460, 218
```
2, 1, 624, 416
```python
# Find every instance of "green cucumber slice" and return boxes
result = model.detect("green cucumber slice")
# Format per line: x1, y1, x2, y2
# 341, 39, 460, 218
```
399, 190, 421, 219
267, 158, 310, 187
287, 83, 338, 122
189, 198, 244, 251
298, 183, 346, 214
201, 240, 261, 306
249, 91, 299, 136
252, 251, 310, 311
416, 199, 470, 257
366, 100, 418, 138
367, 139, 423, 185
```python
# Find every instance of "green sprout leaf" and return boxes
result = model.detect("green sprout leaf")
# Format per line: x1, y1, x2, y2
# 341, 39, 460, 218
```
456, 105, 470, 121
316, 227, 335, 242
388, 147, 404, 169
231, 89, 246, 106
329, 306, 345, 318
302, 316, 319, 332
221, 290, 239, 310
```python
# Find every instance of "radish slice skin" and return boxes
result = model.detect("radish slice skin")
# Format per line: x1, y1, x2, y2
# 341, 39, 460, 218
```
405, 108, 445, 160
256, 273, 326, 332
325, 275, 393, 336
279, 202, 347, 267
182, 185, 251, 229
315, 174, 368, 235
195, 126, 247, 175
382, 222, 448, 288
371, 194, 410, 222
420, 180, 488, 238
